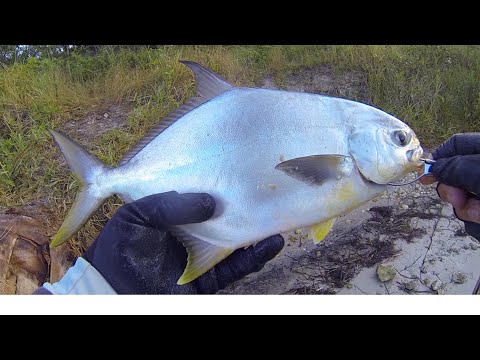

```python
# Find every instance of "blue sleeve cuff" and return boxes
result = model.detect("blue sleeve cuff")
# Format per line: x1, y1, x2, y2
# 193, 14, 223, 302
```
42, 257, 117, 295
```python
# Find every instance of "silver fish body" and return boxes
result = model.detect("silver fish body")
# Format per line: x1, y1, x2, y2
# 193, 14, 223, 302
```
106, 88, 386, 245
50, 62, 423, 284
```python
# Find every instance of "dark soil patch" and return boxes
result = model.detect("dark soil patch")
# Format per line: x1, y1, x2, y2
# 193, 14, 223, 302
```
289, 233, 399, 289
286, 65, 370, 102
362, 207, 428, 244
288, 203, 441, 291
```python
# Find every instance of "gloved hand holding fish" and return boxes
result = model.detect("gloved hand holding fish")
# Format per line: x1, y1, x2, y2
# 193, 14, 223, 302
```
48, 61, 425, 287
36, 191, 284, 294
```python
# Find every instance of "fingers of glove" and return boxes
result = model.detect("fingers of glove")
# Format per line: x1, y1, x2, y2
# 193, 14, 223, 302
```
430, 155, 480, 195
433, 133, 480, 159
117, 191, 216, 229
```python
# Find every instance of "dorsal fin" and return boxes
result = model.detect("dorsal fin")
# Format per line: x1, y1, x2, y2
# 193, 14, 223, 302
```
118, 61, 235, 166
180, 60, 235, 99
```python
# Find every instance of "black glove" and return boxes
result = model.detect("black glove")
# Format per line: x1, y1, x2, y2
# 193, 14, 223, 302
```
430, 133, 480, 240
84, 191, 284, 294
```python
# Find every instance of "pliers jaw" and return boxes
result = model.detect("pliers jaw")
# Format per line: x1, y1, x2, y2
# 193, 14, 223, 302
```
420, 157, 436, 175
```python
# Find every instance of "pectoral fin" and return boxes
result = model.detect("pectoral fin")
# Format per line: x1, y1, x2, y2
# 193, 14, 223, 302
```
275, 155, 353, 186
309, 218, 336, 244
173, 229, 234, 285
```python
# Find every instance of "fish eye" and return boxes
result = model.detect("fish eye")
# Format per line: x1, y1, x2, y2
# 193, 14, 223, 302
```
392, 130, 411, 147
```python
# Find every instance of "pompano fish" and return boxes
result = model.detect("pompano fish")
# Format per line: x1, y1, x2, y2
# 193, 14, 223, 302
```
49, 61, 424, 284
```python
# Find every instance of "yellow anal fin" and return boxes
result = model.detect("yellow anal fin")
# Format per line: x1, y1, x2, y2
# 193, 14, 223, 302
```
174, 229, 234, 285
309, 218, 336, 244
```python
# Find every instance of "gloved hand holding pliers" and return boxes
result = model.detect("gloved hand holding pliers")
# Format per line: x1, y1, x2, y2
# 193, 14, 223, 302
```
420, 133, 480, 241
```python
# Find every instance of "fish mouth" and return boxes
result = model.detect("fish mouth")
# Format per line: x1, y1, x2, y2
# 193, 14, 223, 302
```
406, 146, 424, 168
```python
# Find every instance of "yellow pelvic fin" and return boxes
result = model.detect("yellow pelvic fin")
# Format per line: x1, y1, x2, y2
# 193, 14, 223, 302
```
175, 230, 234, 285
309, 218, 336, 244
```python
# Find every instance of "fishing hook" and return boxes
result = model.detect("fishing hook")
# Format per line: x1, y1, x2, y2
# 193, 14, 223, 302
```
387, 158, 435, 186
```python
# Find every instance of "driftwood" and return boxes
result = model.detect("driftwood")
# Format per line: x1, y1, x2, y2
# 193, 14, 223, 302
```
0, 214, 74, 294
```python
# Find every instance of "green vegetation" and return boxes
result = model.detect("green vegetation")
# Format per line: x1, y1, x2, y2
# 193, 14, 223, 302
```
1, 45, 479, 251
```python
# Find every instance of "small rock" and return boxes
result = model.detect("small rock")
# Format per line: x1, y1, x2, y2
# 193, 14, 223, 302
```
346, 283, 352, 289
401, 204, 409, 210
423, 278, 431, 286
103, 113, 109, 118
377, 264, 396, 282
448, 247, 460, 254
294, 229, 303, 235
455, 228, 467, 237
437, 288, 446, 295
470, 243, 480, 250
431, 280, 442, 291
436, 204, 443, 209
451, 272, 468, 284
420, 267, 428, 274
403, 280, 417, 291
464, 244, 471, 250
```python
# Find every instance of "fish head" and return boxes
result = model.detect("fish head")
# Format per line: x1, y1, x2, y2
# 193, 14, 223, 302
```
348, 115, 423, 184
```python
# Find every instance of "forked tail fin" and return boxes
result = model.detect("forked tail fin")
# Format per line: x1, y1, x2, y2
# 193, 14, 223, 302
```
49, 130, 112, 247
